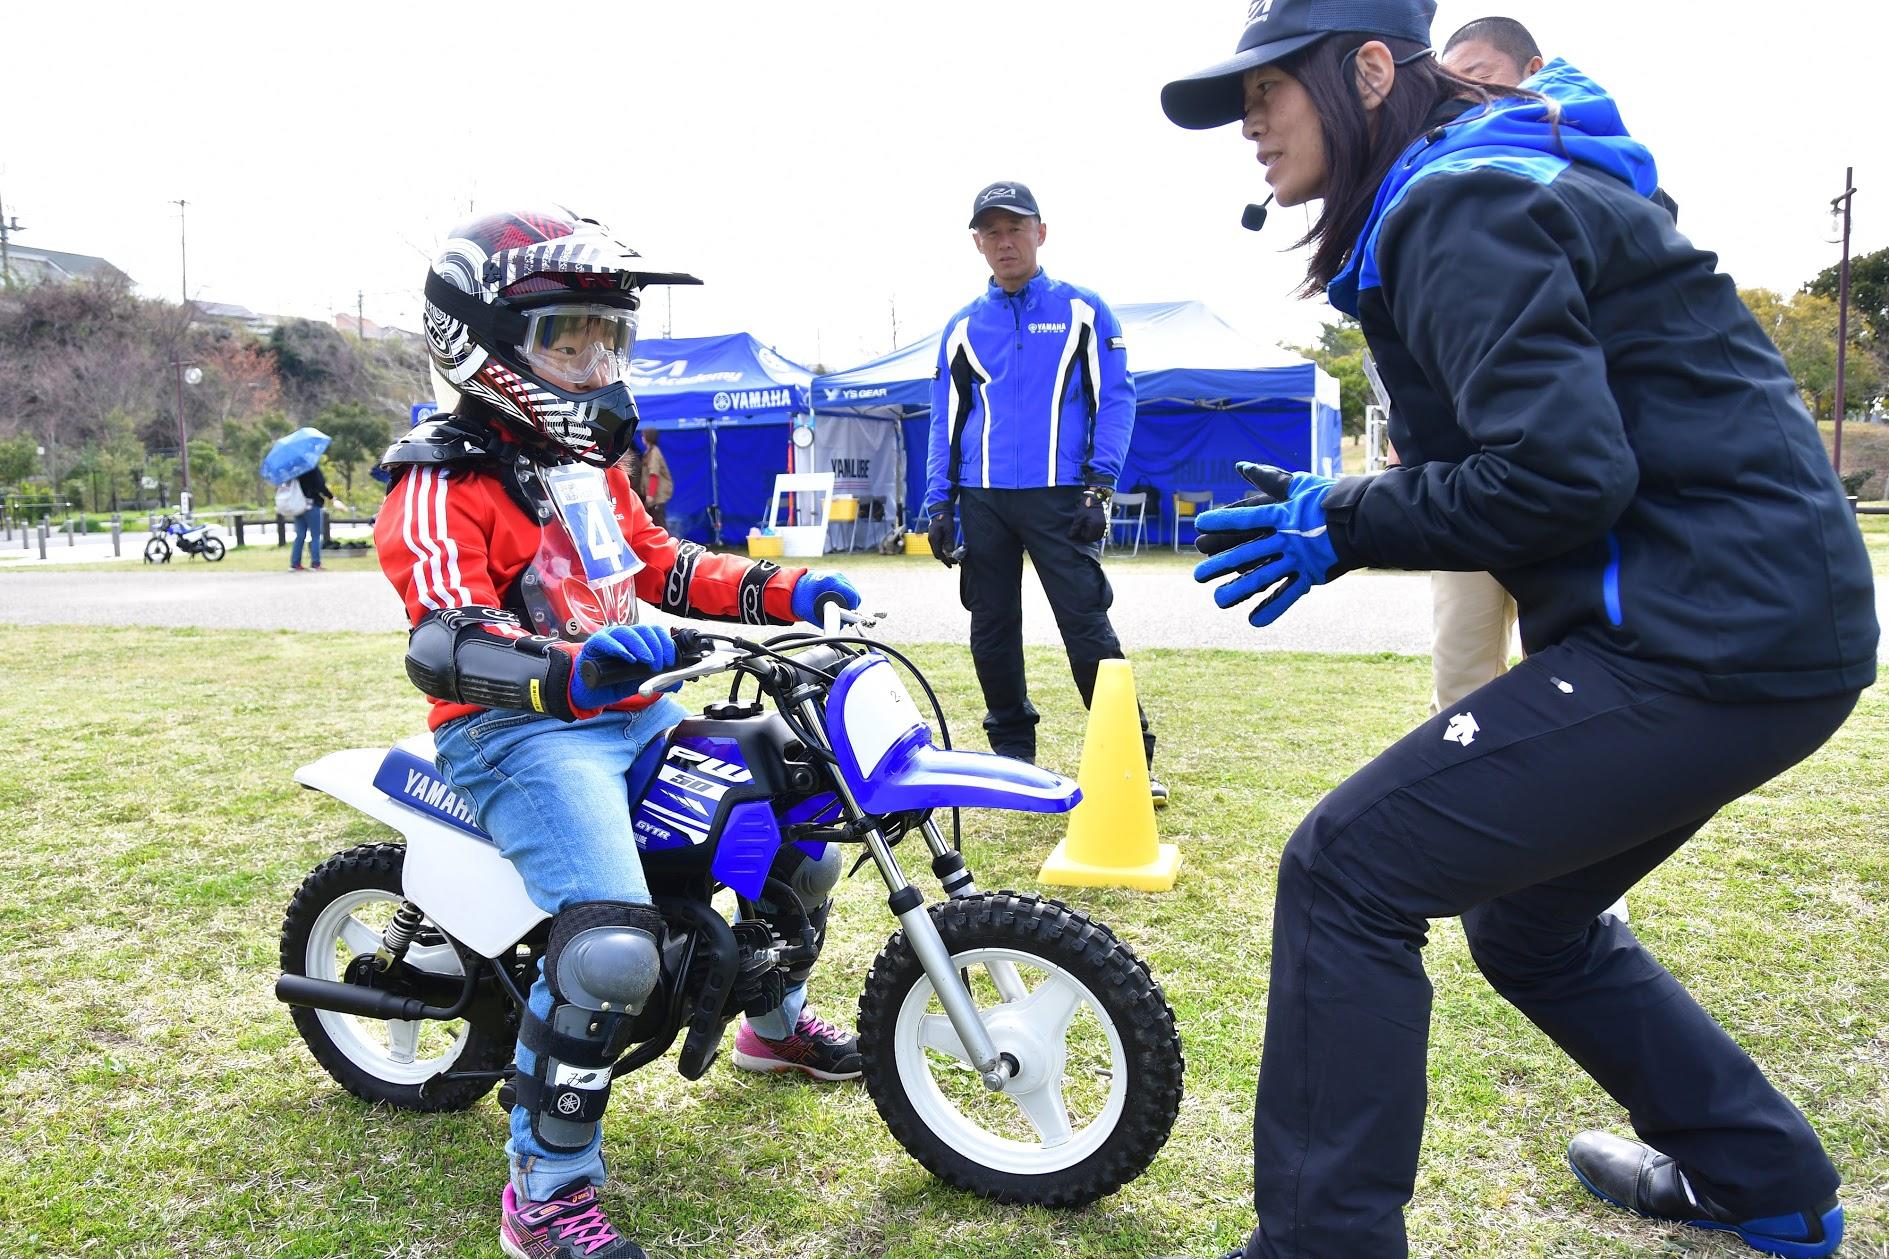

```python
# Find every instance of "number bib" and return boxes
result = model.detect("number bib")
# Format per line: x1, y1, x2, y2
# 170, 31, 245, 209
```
517, 464, 644, 641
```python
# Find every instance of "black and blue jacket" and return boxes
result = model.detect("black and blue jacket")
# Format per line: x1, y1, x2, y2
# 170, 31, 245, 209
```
1320, 60, 1876, 701
925, 269, 1136, 514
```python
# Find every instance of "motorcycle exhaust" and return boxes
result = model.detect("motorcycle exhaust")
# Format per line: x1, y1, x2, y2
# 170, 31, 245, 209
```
275, 973, 463, 1022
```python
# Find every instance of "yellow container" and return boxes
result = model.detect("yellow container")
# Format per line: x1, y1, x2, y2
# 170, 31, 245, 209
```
747, 534, 785, 558
828, 495, 859, 522
903, 530, 932, 556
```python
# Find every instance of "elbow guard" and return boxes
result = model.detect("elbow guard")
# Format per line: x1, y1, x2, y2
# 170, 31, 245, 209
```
405, 607, 580, 721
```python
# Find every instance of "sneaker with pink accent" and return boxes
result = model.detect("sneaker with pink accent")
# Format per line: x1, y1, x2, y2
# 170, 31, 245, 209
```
501, 1179, 647, 1259
732, 1006, 863, 1081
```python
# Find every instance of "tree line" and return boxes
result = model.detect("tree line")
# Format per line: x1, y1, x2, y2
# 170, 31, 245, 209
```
0, 276, 428, 515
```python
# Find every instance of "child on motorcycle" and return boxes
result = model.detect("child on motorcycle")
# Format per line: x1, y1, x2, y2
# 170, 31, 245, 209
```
373, 207, 863, 1259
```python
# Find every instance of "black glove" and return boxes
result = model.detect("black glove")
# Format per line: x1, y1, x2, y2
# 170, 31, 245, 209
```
1067, 489, 1109, 544
927, 511, 962, 568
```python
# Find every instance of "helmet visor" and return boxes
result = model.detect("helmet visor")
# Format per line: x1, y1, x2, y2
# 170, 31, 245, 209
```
518, 304, 639, 392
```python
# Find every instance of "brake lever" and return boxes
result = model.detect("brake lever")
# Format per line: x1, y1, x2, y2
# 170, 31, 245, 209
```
636, 650, 741, 697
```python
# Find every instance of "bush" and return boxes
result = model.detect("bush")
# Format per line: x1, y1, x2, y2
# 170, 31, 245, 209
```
1840, 467, 1877, 497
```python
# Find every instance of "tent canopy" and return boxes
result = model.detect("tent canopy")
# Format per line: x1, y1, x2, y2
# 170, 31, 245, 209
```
626, 333, 815, 544
628, 332, 813, 429
810, 300, 1341, 534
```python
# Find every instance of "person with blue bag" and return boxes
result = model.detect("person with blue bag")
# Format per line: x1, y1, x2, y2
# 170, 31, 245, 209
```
1154, 2, 1878, 1256
373, 207, 863, 1259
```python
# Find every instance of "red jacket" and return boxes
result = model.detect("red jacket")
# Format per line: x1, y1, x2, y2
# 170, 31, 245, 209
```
376, 461, 803, 729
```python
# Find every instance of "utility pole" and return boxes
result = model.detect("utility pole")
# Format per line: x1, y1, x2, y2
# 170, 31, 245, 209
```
0, 188, 21, 288
1829, 167, 1856, 478
172, 198, 189, 306
358, 289, 366, 339
890, 294, 899, 350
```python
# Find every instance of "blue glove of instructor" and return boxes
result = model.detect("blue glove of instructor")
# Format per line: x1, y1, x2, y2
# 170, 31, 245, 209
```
791, 571, 862, 624
569, 623, 679, 710
1193, 462, 1345, 627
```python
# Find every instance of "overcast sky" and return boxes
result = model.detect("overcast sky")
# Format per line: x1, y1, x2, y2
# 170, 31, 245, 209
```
5, 1, 1882, 376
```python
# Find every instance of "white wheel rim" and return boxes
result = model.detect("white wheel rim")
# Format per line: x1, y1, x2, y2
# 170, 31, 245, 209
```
304, 888, 471, 1086
892, 946, 1128, 1175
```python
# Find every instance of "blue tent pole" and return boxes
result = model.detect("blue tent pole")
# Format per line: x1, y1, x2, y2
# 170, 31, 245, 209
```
708, 426, 723, 546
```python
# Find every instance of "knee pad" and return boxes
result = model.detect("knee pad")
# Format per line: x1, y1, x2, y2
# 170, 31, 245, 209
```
512, 902, 664, 1155
777, 843, 841, 911
547, 901, 664, 1014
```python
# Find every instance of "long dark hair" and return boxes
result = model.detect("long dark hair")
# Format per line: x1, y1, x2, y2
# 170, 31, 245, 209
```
1280, 34, 1543, 292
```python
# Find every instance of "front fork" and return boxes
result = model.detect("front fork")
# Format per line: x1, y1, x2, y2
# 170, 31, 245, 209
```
796, 696, 1021, 1090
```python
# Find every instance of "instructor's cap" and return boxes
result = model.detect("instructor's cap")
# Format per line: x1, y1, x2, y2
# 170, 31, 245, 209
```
1161, 0, 1435, 130
968, 181, 1041, 228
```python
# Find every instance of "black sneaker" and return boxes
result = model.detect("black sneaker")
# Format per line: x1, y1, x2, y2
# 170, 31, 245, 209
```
501, 1179, 648, 1259
1149, 775, 1170, 808
1567, 1131, 1843, 1258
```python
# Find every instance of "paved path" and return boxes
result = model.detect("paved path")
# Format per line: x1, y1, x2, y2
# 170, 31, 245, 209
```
0, 556, 1439, 655
4, 549, 1884, 661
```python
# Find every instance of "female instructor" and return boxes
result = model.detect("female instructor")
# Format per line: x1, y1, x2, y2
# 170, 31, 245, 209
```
1157, 2, 1877, 1256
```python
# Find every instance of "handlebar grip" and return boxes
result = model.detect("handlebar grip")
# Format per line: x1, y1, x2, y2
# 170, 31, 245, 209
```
578, 655, 647, 690
579, 628, 712, 690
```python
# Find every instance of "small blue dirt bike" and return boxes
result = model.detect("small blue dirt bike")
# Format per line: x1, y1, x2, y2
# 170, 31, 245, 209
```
275, 606, 1184, 1206
143, 513, 225, 563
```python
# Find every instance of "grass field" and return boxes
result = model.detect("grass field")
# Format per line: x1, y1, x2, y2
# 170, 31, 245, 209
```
1, 628, 1883, 1258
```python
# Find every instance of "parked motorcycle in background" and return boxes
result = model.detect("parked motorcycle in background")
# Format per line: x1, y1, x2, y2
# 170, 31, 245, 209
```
144, 512, 225, 563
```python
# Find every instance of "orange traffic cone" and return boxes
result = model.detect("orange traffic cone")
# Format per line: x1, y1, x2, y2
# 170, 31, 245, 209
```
1039, 659, 1181, 892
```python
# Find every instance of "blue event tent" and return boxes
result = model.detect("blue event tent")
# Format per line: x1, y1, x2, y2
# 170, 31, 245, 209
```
627, 333, 814, 543
810, 300, 1340, 541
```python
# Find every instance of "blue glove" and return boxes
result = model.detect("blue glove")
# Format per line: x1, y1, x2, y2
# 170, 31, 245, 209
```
1193, 462, 1343, 627
569, 623, 678, 710
791, 571, 861, 624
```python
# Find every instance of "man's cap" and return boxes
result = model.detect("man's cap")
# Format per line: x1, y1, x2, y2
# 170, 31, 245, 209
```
968, 181, 1041, 228
1161, 0, 1436, 130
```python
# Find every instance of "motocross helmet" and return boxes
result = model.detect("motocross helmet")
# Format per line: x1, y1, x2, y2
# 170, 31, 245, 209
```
422, 208, 699, 467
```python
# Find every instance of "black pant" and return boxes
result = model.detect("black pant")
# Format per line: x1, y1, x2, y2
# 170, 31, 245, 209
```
956, 486, 1153, 765
1246, 641, 1856, 1258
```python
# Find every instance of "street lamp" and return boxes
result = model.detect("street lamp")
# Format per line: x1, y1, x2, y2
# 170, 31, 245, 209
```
1828, 167, 1856, 478
172, 359, 202, 508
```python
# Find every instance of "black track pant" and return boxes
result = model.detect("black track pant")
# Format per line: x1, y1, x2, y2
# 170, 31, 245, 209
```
1245, 640, 1856, 1259
956, 486, 1153, 765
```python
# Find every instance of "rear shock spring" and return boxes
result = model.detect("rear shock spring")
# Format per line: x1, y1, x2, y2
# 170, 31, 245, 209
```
379, 900, 426, 963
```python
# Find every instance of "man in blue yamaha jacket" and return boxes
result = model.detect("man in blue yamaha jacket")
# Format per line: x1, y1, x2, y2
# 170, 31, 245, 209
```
925, 181, 1162, 800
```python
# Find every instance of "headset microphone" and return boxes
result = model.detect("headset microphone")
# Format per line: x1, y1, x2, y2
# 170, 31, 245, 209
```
1241, 195, 1275, 231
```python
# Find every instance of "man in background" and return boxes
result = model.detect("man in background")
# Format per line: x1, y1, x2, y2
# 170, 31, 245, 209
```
1419, 15, 1546, 712
925, 180, 1164, 804
642, 430, 674, 529
1440, 16, 1630, 925
1442, 14, 1544, 85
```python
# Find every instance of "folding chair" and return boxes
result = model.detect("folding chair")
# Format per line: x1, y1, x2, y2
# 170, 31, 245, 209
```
1106, 491, 1148, 556
1172, 490, 1214, 552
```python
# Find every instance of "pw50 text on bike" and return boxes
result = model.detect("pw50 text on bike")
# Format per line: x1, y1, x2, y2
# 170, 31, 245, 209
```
276, 602, 1184, 1206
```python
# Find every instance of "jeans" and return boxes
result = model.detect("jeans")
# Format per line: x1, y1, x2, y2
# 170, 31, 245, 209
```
291, 506, 324, 568
434, 701, 810, 1201
1243, 642, 1855, 1257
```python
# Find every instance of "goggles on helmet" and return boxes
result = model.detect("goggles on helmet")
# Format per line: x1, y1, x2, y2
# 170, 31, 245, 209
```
517, 304, 639, 391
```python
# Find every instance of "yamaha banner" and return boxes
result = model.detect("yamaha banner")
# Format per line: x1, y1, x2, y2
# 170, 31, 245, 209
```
804, 416, 903, 546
